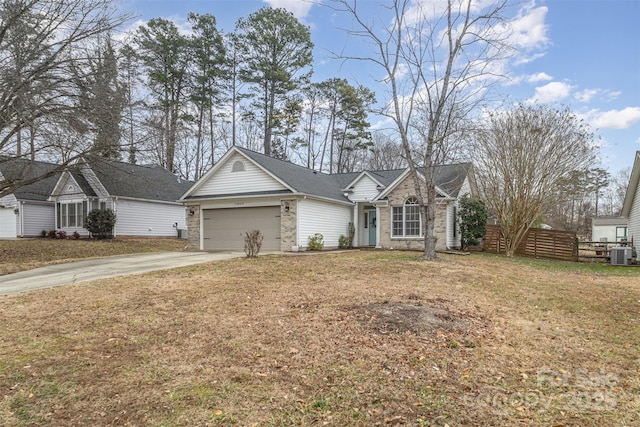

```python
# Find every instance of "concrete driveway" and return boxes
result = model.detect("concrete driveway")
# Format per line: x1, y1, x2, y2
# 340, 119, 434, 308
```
0, 251, 248, 296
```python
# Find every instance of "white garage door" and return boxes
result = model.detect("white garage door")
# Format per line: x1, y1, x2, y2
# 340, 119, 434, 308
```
0, 207, 17, 238
203, 206, 281, 251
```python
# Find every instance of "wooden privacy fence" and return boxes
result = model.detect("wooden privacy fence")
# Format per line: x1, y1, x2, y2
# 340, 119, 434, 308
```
484, 224, 579, 261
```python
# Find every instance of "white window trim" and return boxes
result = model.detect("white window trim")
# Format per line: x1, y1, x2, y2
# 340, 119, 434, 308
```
391, 197, 423, 238
59, 201, 84, 228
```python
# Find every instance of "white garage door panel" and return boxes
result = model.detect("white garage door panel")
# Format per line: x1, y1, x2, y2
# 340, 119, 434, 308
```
0, 208, 16, 238
203, 206, 281, 251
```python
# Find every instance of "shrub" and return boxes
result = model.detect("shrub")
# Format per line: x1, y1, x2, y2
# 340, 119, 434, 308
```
72, 231, 81, 240
85, 208, 117, 239
40, 230, 47, 238
48, 230, 57, 239
308, 233, 324, 251
458, 194, 488, 250
56, 230, 67, 239
338, 222, 355, 249
244, 229, 263, 258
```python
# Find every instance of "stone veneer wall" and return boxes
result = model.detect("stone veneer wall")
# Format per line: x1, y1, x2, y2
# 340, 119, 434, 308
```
378, 175, 449, 251
185, 205, 200, 250
280, 199, 297, 251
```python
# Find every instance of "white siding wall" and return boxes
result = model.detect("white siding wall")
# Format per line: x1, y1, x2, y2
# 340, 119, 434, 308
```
298, 198, 352, 248
350, 175, 380, 201
0, 207, 16, 238
628, 186, 640, 253
592, 225, 619, 242
22, 203, 55, 237
0, 193, 17, 208
445, 202, 455, 248
193, 153, 287, 197
458, 177, 472, 198
114, 199, 186, 237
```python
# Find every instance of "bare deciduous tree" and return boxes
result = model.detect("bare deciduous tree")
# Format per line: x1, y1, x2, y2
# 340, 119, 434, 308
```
0, 0, 131, 197
330, 0, 510, 259
473, 104, 597, 256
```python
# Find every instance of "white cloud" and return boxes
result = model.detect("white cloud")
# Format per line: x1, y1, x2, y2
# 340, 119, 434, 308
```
527, 72, 553, 83
527, 81, 573, 103
575, 89, 599, 103
583, 107, 640, 130
263, 0, 315, 20
510, 3, 549, 50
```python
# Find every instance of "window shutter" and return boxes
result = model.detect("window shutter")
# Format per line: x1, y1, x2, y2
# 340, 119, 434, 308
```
56, 203, 61, 229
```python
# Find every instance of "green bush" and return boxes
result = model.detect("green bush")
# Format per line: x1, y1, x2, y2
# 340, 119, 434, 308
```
338, 235, 350, 249
308, 233, 324, 251
85, 208, 117, 239
458, 194, 488, 250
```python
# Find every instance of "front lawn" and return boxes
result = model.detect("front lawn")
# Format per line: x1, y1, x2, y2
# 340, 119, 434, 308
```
0, 238, 187, 275
0, 251, 638, 426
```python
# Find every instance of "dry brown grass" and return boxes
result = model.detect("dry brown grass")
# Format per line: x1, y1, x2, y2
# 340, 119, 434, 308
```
0, 238, 187, 275
1, 251, 639, 426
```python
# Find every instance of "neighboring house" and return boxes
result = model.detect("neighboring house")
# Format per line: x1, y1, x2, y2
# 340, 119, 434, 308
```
591, 216, 628, 243
49, 157, 192, 237
621, 151, 640, 253
0, 159, 60, 238
180, 146, 477, 252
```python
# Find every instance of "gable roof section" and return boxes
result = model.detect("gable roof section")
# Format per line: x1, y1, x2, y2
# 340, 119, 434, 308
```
235, 147, 352, 202
183, 146, 473, 204
375, 163, 473, 201
621, 151, 640, 217
84, 157, 193, 202
0, 158, 61, 201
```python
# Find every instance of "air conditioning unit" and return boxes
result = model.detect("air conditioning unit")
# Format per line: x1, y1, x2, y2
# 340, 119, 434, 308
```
177, 228, 188, 239
610, 247, 633, 266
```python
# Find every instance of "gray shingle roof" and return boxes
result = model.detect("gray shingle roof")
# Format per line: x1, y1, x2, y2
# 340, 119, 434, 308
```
433, 163, 473, 198
0, 158, 61, 201
235, 148, 471, 202
84, 157, 193, 202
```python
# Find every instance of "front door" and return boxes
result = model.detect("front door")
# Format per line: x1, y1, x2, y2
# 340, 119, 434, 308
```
368, 210, 377, 246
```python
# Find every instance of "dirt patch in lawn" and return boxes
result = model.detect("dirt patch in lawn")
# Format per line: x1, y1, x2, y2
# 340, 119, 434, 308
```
0, 251, 638, 427
349, 296, 483, 335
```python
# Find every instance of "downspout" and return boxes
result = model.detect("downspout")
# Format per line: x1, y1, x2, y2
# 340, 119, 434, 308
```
113, 197, 118, 237
375, 205, 381, 249
19, 201, 24, 237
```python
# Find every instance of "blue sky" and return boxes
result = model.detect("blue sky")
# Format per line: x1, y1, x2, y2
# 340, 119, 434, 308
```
120, 0, 640, 174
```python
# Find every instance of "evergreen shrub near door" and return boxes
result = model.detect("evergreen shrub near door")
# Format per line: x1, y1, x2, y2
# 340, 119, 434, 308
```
85, 209, 117, 239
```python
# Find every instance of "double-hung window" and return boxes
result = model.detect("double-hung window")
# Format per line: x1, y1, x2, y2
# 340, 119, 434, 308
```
59, 202, 85, 228
392, 197, 421, 237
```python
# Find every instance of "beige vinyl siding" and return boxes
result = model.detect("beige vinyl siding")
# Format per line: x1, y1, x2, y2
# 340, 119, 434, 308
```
350, 175, 380, 201
628, 185, 640, 253
21, 202, 55, 237
114, 199, 186, 237
298, 198, 352, 248
193, 153, 287, 197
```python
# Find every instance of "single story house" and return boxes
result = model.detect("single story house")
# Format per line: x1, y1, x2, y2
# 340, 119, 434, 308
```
621, 151, 640, 253
49, 157, 192, 237
180, 146, 477, 252
591, 215, 628, 243
0, 158, 60, 238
